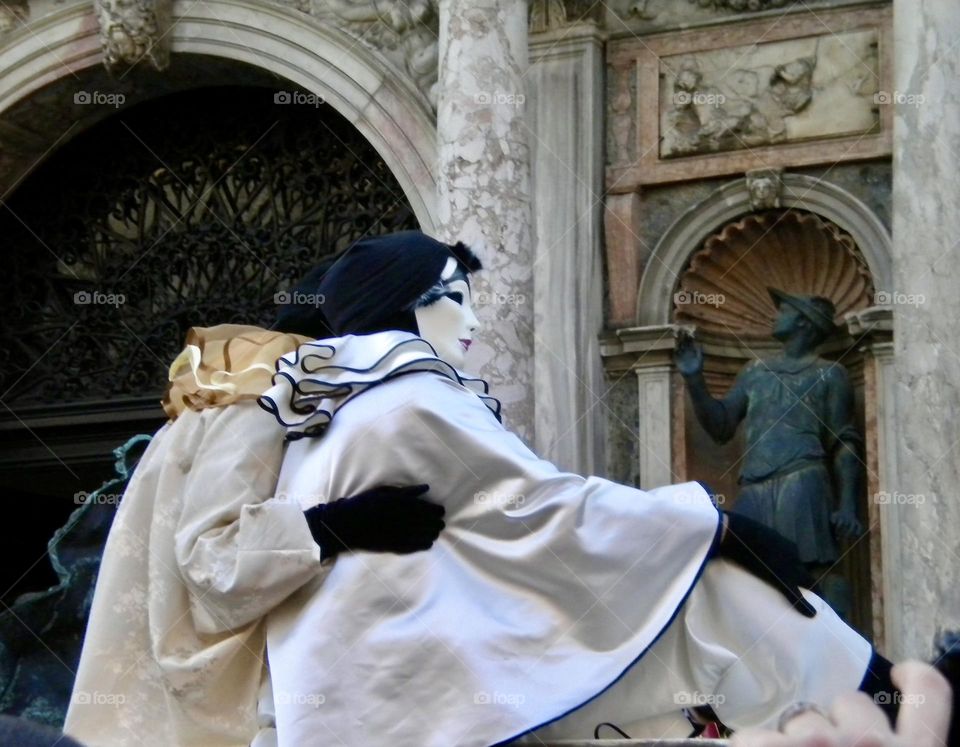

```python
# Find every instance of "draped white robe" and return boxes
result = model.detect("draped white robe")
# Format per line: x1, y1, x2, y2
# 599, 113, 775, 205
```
258, 332, 873, 747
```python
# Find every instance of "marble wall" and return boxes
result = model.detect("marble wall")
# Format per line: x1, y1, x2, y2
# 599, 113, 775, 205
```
889, 0, 960, 660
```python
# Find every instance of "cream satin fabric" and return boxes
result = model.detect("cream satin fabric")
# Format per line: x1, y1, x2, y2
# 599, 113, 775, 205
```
65, 326, 321, 747
163, 324, 310, 420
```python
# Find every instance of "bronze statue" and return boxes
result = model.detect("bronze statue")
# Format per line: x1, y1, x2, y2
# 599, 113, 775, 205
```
675, 288, 863, 618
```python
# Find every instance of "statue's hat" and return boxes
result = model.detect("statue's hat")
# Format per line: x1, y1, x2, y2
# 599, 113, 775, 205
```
768, 287, 838, 337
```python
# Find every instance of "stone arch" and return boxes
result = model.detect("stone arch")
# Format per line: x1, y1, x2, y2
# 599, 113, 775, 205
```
636, 173, 893, 326
0, 0, 439, 230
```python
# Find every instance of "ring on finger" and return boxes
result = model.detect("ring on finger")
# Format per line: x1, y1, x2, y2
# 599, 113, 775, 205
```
777, 701, 830, 733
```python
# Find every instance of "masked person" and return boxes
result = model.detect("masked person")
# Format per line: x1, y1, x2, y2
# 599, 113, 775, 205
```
64, 311, 444, 745
253, 230, 901, 747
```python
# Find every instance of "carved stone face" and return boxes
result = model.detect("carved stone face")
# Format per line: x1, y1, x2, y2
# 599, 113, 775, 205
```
414, 258, 480, 369
676, 68, 701, 92
748, 177, 780, 210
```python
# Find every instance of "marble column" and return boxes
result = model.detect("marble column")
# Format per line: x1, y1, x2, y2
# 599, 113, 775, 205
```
891, 0, 960, 658
600, 325, 684, 489
847, 307, 899, 657
635, 364, 674, 490
528, 23, 605, 475
436, 0, 535, 442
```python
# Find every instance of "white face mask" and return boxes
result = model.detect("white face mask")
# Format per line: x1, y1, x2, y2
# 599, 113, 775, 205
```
414, 258, 480, 369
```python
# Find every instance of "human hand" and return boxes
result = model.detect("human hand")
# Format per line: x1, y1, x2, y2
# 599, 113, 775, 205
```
675, 332, 704, 378
730, 661, 953, 747
304, 484, 445, 559
831, 508, 863, 539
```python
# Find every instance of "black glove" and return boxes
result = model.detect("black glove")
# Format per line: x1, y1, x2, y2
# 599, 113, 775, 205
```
716, 510, 817, 618
304, 484, 445, 560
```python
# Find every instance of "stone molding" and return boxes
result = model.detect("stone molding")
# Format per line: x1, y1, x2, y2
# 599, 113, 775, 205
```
635, 173, 893, 327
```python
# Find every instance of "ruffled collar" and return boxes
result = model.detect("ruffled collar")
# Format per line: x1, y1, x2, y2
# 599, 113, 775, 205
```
257, 331, 502, 440
162, 325, 310, 420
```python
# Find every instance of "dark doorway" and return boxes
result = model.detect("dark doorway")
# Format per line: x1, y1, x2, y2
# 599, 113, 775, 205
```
0, 84, 418, 603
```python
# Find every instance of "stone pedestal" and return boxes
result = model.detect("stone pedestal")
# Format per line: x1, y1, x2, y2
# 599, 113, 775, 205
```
436, 0, 535, 442
890, 0, 960, 658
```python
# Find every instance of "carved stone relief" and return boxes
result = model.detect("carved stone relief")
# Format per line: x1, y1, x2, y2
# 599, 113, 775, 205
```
310, 0, 439, 106
608, 63, 636, 164
606, 6, 892, 186
0, 2, 28, 34
690, 0, 797, 10
746, 168, 783, 210
604, 0, 865, 35
660, 29, 879, 158
95, 0, 172, 71
529, 0, 601, 32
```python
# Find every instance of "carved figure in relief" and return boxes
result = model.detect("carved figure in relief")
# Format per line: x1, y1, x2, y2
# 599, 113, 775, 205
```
95, 0, 171, 71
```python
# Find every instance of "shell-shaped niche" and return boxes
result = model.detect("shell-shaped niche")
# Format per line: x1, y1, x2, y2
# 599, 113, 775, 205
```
674, 209, 875, 339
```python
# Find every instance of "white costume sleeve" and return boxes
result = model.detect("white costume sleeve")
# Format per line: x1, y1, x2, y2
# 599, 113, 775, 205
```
174, 400, 327, 634
265, 372, 724, 747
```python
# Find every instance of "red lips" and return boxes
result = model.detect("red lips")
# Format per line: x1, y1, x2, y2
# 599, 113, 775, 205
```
459, 339, 472, 351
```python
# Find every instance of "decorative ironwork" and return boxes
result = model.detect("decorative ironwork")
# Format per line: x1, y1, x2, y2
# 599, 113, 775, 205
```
0, 86, 417, 407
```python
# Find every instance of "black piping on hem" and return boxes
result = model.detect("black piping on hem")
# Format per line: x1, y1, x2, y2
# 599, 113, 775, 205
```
490, 499, 725, 747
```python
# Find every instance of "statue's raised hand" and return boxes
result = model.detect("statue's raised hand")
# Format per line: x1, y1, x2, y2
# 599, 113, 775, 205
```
830, 508, 862, 539
675, 332, 704, 377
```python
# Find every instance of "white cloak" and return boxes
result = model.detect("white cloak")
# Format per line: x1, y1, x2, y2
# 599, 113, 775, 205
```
258, 332, 873, 747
